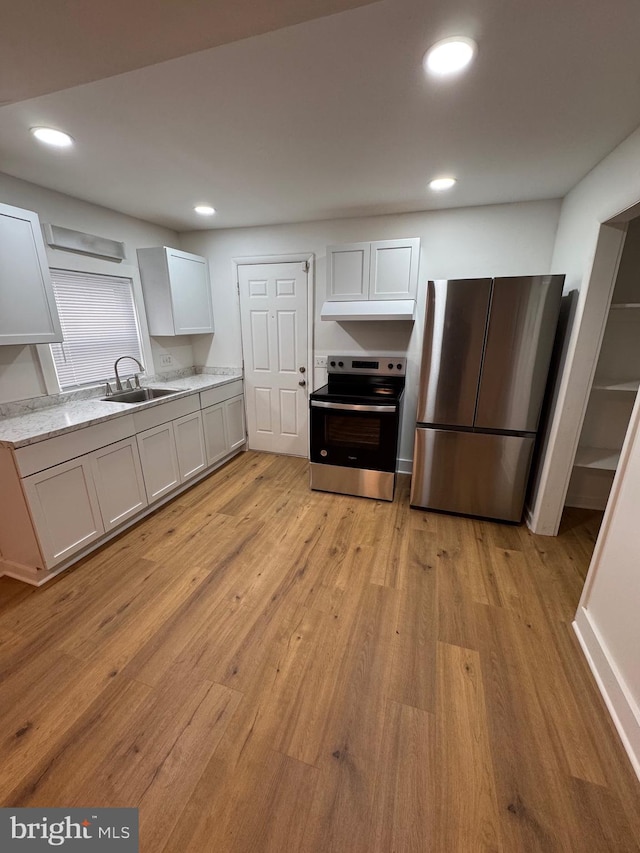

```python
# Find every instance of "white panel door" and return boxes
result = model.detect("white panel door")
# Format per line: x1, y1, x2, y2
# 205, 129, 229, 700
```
174, 410, 207, 482
23, 456, 104, 568
137, 422, 180, 502
239, 262, 308, 456
91, 437, 148, 531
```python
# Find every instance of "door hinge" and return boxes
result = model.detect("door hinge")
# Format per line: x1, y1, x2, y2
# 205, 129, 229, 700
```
303, 261, 309, 273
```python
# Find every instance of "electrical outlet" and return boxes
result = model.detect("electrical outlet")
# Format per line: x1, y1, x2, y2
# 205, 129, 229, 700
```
160, 354, 173, 367
314, 356, 327, 368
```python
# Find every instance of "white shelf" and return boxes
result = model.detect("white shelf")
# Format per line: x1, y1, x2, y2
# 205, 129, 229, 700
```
574, 446, 620, 471
592, 378, 640, 393
609, 303, 640, 310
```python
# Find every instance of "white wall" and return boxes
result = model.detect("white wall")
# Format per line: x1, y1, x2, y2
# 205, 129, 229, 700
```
529, 125, 640, 534
180, 199, 561, 465
574, 384, 640, 780
0, 172, 185, 403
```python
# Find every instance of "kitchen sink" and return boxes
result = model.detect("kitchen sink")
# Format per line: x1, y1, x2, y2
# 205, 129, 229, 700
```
100, 387, 182, 404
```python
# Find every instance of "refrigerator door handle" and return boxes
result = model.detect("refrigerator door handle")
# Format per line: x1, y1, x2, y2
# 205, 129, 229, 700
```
311, 400, 397, 413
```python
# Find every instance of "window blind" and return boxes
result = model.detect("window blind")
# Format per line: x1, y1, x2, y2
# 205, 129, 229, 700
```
50, 270, 144, 389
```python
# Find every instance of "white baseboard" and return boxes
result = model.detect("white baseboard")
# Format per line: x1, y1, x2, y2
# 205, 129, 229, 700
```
573, 607, 640, 781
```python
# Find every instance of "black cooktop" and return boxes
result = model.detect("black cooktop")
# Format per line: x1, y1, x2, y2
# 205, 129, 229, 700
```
311, 374, 405, 405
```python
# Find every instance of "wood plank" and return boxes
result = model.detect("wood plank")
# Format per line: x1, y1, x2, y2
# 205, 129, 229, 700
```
435, 641, 503, 852
474, 603, 576, 852
300, 583, 398, 852
162, 747, 318, 853
369, 700, 435, 852
388, 529, 437, 712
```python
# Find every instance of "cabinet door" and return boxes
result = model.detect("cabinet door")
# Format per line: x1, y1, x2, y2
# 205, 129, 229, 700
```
202, 402, 229, 466
327, 243, 370, 301
370, 238, 420, 300
0, 203, 63, 345
174, 410, 206, 482
137, 422, 180, 502
22, 457, 104, 568
166, 248, 215, 334
91, 438, 148, 531
225, 395, 247, 451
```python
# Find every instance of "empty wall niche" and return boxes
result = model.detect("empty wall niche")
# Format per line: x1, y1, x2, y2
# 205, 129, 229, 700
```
567, 217, 640, 510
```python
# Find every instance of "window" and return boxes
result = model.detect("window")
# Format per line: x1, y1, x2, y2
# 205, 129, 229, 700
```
50, 269, 144, 389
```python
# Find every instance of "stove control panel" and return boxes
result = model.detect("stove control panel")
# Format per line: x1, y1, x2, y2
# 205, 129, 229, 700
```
327, 356, 406, 376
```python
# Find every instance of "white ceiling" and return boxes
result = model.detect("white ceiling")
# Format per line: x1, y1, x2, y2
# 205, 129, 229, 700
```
1, 0, 640, 231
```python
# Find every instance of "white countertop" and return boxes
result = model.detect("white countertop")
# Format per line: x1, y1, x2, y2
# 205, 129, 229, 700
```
0, 373, 242, 449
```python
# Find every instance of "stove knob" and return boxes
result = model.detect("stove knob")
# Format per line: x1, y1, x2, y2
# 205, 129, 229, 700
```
338, 361, 344, 367
330, 360, 336, 367
397, 363, 402, 370
388, 363, 393, 370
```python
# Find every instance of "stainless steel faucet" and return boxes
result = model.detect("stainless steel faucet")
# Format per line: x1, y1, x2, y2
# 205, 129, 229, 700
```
114, 356, 145, 391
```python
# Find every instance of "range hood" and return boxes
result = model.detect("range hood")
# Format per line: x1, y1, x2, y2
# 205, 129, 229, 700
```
320, 299, 416, 322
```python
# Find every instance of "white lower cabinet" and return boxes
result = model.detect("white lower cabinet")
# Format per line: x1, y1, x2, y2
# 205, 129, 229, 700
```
202, 395, 246, 465
226, 395, 247, 451
91, 437, 148, 531
202, 402, 229, 466
137, 422, 181, 502
22, 457, 104, 568
174, 410, 206, 482
2, 383, 245, 583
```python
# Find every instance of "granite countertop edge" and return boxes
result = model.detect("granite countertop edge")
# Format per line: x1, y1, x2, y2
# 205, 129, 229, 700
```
0, 373, 243, 450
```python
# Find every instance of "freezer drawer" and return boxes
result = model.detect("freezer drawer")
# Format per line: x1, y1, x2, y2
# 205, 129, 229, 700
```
410, 427, 535, 522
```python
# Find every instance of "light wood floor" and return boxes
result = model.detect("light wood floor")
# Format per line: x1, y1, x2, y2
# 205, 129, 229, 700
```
1, 451, 639, 852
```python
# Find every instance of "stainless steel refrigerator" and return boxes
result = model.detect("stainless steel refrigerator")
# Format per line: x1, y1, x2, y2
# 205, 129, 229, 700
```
410, 275, 564, 522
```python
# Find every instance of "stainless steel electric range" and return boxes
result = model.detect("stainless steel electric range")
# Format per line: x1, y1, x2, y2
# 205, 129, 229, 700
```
309, 355, 406, 501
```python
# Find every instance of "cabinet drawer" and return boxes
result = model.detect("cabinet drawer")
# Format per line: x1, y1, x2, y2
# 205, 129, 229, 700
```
200, 379, 243, 409
15, 415, 136, 477
133, 394, 199, 433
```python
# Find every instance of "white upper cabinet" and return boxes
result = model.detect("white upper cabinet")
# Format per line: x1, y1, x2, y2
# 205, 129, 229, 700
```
0, 202, 63, 345
327, 238, 420, 302
327, 242, 371, 300
137, 246, 215, 335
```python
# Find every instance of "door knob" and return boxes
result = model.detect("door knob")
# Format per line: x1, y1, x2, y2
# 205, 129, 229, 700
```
299, 380, 307, 387
299, 366, 306, 373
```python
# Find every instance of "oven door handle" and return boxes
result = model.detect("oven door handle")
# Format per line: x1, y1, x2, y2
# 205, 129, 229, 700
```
311, 400, 397, 413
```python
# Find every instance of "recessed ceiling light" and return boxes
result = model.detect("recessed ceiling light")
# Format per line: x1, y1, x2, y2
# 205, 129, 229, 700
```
424, 37, 477, 76
429, 177, 457, 191
194, 205, 216, 216
30, 127, 74, 147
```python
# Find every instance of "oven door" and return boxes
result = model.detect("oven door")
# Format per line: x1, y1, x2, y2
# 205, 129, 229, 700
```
310, 400, 400, 472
